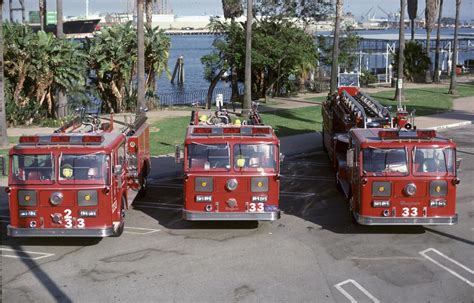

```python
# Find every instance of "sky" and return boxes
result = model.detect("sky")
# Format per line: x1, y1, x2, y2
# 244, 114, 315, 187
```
4, 0, 473, 21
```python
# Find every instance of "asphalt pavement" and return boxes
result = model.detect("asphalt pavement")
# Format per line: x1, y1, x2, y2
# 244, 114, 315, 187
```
1, 124, 473, 302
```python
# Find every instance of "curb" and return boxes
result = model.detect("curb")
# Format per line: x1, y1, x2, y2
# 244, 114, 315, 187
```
427, 120, 473, 131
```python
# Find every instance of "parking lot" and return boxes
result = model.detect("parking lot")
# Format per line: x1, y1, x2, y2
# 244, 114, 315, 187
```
1, 126, 473, 302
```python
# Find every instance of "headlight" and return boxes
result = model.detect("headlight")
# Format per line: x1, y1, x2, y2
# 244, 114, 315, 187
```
405, 183, 417, 196
19, 210, 37, 217
18, 190, 37, 206
50, 192, 64, 206
195, 195, 213, 202
372, 200, 390, 208
226, 178, 238, 191
78, 190, 98, 206
372, 182, 391, 197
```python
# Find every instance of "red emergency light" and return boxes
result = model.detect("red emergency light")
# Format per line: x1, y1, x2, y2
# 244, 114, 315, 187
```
252, 128, 271, 135
416, 130, 436, 138
378, 130, 399, 138
82, 135, 103, 143
193, 128, 212, 134
19, 136, 39, 144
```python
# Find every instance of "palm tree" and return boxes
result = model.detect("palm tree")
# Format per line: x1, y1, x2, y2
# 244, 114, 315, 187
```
145, 0, 153, 28
0, 0, 9, 148
433, 0, 443, 82
448, 0, 461, 95
243, 0, 253, 113
56, 0, 68, 118
329, 0, 343, 95
407, 0, 417, 41
424, 0, 439, 83
221, 0, 243, 106
395, 0, 407, 104
137, 0, 146, 113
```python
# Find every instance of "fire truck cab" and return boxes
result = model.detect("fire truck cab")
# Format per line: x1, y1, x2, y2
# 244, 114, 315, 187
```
179, 105, 281, 221
6, 113, 150, 237
339, 128, 459, 225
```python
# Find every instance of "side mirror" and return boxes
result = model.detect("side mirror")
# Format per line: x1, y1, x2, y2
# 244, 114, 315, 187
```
279, 153, 285, 163
456, 158, 462, 170
347, 148, 354, 168
0, 156, 6, 176
175, 145, 181, 164
113, 164, 123, 176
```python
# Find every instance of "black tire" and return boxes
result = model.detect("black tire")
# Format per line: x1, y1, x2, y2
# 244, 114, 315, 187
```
322, 127, 328, 153
335, 172, 343, 193
136, 163, 149, 199
112, 196, 126, 237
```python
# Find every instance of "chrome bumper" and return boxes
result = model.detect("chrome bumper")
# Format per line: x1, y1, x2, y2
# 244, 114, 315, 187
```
354, 213, 458, 226
7, 225, 115, 237
183, 210, 281, 221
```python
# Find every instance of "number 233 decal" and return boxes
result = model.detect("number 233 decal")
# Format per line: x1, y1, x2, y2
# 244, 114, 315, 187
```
63, 209, 85, 228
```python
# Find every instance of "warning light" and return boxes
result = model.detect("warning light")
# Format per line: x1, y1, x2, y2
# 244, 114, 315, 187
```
51, 136, 71, 143
19, 136, 39, 144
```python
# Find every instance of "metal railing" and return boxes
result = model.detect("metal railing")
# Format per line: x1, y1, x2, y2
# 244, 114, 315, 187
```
155, 86, 244, 107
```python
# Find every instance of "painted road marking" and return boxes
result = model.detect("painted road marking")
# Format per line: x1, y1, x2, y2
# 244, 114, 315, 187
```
124, 226, 161, 235
1, 248, 55, 260
0, 215, 10, 218
0, 219, 9, 223
280, 191, 316, 197
148, 183, 183, 189
334, 279, 380, 303
419, 248, 474, 287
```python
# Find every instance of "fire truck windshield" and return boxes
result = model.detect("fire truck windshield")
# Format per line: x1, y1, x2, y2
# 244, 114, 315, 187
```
233, 144, 277, 172
59, 153, 110, 184
187, 143, 230, 171
413, 147, 455, 175
11, 154, 54, 184
339, 73, 359, 87
362, 148, 408, 175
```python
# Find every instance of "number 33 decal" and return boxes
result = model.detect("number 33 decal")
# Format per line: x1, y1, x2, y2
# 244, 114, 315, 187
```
402, 207, 418, 217
249, 203, 264, 212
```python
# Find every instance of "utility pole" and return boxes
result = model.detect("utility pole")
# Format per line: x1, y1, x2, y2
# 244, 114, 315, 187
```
137, 0, 146, 114
329, 0, 343, 95
448, 0, 461, 95
1, 0, 9, 148
243, 0, 252, 114
39, 0, 47, 31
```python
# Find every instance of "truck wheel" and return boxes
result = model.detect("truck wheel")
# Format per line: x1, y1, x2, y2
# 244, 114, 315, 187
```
112, 196, 126, 237
335, 172, 343, 193
136, 174, 148, 199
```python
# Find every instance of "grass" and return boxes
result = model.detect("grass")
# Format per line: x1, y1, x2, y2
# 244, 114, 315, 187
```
303, 83, 474, 117
303, 96, 327, 103
150, 105, 322, 155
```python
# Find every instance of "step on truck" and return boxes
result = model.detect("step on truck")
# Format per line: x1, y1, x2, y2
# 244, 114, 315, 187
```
6, 110, 150, 237
176, 102, 281, 221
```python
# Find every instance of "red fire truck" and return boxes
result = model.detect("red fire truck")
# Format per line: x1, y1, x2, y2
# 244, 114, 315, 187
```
6, 111, 150, 237
322, 72, 392, 168
177, 103, 281, 221
338, 128, 459, 225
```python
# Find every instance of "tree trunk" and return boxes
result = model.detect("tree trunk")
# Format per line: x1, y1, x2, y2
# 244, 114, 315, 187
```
394, 0, 406, 104
206, 70, 225, 110
329, 0, 343, 95
243, 0, 252, 114
433, 0, 443, 82
39, 0, 46, 31
448, 0, 460, 95
137, 0, 146, 114
0, 0, 9, 148
410, 19, 415, 40
145, 0, 153, 28
56, 0, 67, 118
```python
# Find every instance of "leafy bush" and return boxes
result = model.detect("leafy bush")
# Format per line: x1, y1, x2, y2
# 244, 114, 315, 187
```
360, 71, 377, 87
394, 41, 431, 83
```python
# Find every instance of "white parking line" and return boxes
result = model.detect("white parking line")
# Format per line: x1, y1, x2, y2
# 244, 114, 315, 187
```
0, 219, 10, 223
149, 183, 183, 188
280, 191, 316, 197
334, 279, 380, 303
124, 226, 161, 235
419, 248, 474, 287
0, 215, 10, 218
133, 202, 182, 211
1, 248, 55, 260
